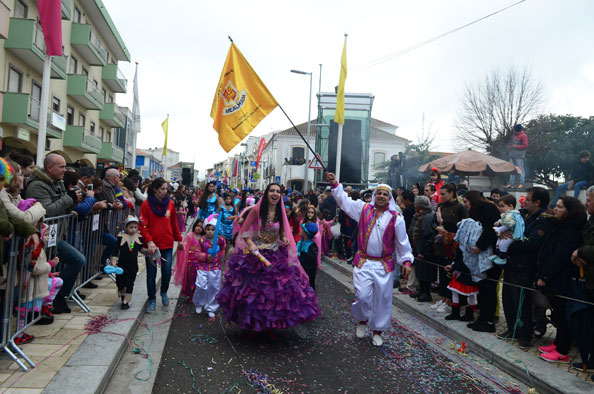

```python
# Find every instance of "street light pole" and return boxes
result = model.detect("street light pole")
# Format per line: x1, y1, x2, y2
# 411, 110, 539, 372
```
291, 69, 312, 193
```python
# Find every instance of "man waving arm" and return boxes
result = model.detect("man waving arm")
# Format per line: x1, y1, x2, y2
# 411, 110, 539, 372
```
326, 172, 364, 221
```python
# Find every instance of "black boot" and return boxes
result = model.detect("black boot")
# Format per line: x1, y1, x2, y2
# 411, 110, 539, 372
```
445, 306, 461, 320
52, 295, 71, 314
460, 307, 474, 322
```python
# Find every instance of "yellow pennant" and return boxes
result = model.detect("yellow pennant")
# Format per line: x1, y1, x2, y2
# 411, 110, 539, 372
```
334, 36, 347, 125
161, 116, 168, 157
211, 43, 278, 152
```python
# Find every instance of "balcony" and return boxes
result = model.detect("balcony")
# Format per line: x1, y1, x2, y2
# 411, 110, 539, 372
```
70, 23, 108, 66
62, 0, 73, 20
2, 93, 66, 139
63, 126, 102, 153
1, 93, 40, 132
98, 142, 124, 163
99, 103, 125, 128
4, 18, 68, 79
67, 74, 104, 110
102, 64, 127, 93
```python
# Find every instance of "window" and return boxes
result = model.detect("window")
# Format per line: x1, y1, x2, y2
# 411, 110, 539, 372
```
93, 79, 98, 88
82, 67, 88, 76
101, 88, 107, 102
14, 0, 27, 18
30, 83, 42, 121
90, 121, 96, 134
52, 97, 61, 112
99, 127, 104, 140
8, 66, 23, 93
108, 95, 113, 103
67, 106, 74, 125
73, 7, 81, 23
373, 152, 386, 165
291, 147, 305, 164
69, 56, 78, 74
79, 113, 86, 127
106, 131, 112, 143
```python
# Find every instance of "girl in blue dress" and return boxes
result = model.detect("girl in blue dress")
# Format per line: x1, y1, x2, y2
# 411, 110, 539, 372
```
220, 193, 238, 254
198, 181, 220, 220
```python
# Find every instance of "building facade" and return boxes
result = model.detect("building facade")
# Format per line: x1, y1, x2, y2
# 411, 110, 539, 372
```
0, 0, 131, 167
135, 148, 162, 180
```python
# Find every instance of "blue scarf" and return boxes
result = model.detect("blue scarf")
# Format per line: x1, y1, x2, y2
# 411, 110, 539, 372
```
296, 239, 313, 256
147, 195, 170, 217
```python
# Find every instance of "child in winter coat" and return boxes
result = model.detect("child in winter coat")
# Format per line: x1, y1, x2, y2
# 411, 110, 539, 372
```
490, 194, 525, 265
111, 216, 146, 310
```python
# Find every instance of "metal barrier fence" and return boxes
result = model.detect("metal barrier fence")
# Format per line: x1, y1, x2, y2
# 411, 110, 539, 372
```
1, 208, 128, 371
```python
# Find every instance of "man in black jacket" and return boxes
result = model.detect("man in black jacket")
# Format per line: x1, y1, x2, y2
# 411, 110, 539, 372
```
498, 187, 553, 348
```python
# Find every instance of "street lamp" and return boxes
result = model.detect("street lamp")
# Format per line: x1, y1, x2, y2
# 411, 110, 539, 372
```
290, 69, 312, 193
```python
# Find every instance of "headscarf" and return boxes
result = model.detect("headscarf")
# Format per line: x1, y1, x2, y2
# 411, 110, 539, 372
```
371, 184, 399, 212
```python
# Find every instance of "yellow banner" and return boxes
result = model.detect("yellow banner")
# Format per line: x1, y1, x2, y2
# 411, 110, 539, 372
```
211, 43, 278, 152
161, 116, 168, 157
334, 38, 347, 125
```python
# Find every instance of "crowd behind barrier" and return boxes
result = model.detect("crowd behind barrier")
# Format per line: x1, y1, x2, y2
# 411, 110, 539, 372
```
0, 208, 128, 371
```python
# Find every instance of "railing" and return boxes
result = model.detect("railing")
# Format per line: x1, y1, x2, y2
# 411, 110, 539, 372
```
116, 67, 127, 86
0, 209, 129, 371
88, 27, 108, 63
114, 103, 126, 126
82, 128, 103, 151
85, 79, 104, 105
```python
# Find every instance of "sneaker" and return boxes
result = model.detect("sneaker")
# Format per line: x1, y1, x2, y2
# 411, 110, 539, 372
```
471, 321, 496, 333
533, 320, 548, 338
35, 315, 54, 325
436, 304, 450, 313
518, 184, 523, 189
146, 301, 156, 313
518, 337, 532, 349
161, 293, 169, 306
356, 323, 367, 339
538, 343, 556, 353
572, 362, 594, 372
493, 257, 507, 265
14, 333, 34, 345
208, 312, 215, 318
416, 294, 432, 302
41, 305, 54, 318
487, 255, 498, 262
195, 306, 203, 314
505, 184, 512, 189
121, 303, 130, 310
431, 300, 444, 310
540, 350, 568, 363
496, 329, 515, 340
372, 334, 383, 347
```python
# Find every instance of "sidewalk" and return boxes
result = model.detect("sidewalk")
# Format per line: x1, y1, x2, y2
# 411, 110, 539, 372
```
323, 256, 594, 394
0, 253, 166, 394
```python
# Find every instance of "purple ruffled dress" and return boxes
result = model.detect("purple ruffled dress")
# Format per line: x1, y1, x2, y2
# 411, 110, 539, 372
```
216, 222, 321, 332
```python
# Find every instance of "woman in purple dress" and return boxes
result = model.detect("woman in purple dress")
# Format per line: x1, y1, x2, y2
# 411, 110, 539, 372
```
216, 183, 321, 334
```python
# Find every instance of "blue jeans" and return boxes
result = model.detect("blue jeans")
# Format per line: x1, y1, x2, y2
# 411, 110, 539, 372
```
146, 248, 173, 301
57, 240, 86, 297
552, 180, 588, 206
508, 157, 525, 185
101, 233, 117, 266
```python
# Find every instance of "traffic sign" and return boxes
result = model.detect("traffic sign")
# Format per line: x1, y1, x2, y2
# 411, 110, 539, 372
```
308, 153, 324, 170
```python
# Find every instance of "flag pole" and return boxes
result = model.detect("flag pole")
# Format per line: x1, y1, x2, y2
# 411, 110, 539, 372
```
36, 55, 52, 167
277, 104, 327, 172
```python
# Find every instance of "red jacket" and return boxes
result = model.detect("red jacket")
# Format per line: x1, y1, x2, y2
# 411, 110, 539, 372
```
512, 131, 528, 150
139, 199, 182, 250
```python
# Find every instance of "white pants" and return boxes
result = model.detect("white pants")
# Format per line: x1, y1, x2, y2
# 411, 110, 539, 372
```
352, 260, 394, 331
193, 270, 221, 312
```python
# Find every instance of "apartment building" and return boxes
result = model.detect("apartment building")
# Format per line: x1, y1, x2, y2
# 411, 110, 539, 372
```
0, 0, 132, 168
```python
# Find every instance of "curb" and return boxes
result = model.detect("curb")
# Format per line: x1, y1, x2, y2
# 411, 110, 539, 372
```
322, 256, 593, 394
43, 250, 176, 394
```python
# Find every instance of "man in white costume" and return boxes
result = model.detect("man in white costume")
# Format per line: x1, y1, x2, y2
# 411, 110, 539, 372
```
326, 172, 413, 346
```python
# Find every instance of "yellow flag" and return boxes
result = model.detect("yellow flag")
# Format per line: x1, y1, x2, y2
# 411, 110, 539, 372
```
334, 37, 347, 125
211, 43, 278, 152
161, 116, 168, 158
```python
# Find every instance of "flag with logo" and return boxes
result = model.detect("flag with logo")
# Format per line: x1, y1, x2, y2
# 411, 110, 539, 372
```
132, 64, 141, 135
161, 116, 168, 158
334, 37, 347, 125
37, 0, 62, 56
211, 43, 278, 152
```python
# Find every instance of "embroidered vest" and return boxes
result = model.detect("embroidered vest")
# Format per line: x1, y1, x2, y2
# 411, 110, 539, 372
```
353, 203, 399, 272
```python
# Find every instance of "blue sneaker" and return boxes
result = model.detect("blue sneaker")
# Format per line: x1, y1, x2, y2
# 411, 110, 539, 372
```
161, 293, 169, 306
493, 257, 507, 265
146, 300, 156, 313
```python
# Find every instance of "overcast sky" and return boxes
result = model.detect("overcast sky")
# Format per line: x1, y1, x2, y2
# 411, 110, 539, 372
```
103, 0, 594, 175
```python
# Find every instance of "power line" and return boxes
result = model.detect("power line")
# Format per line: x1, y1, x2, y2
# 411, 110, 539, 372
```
351, 0, 527, 73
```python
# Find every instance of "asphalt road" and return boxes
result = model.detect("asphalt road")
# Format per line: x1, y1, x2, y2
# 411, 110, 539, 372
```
152, 270, 525, 394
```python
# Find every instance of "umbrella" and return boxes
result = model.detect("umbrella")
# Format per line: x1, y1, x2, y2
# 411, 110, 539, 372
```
566, 267, 594, 372
418, 149, 518, 176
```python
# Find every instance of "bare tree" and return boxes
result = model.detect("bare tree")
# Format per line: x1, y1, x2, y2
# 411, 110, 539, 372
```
455, 65, 545, 158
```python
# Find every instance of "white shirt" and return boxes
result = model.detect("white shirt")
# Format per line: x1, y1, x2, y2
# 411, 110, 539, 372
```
332, 184, 414, 265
